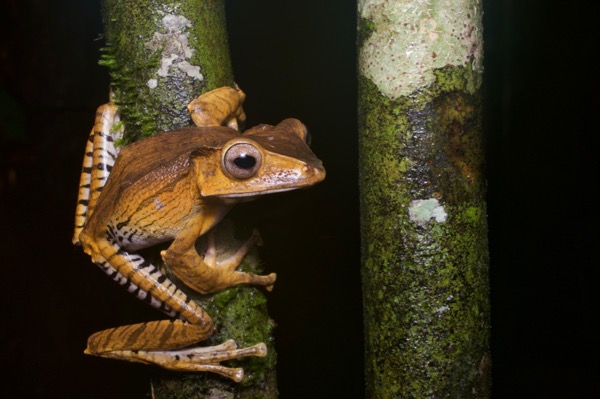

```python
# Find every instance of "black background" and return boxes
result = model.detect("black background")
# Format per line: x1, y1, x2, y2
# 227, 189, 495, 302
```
0, 1, 597, 398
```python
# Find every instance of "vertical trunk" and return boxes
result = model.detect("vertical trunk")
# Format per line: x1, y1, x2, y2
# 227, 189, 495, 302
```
100, 1, 277, 397
358, 1, 491, 398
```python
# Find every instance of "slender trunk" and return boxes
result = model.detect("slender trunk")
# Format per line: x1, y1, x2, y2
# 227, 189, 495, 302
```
100, 1, 277, 397
358, 1, 491, 398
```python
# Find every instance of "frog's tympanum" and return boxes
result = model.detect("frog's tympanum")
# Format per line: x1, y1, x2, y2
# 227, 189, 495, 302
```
73, 86, 325, 381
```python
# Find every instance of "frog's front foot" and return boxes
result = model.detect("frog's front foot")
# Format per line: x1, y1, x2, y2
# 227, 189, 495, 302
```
162, 229, 276, 294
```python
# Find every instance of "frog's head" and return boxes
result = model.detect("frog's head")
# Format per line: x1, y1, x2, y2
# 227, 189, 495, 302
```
193, 118, 325, 200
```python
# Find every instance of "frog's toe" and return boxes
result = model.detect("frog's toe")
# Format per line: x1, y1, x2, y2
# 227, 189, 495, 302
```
233, 271, 277, 290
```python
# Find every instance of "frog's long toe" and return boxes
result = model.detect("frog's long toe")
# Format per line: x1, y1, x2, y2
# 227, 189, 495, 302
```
101, 340, 267, 382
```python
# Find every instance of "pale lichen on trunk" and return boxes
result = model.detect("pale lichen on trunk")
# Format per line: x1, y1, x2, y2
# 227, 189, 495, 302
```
358, 0, 491, 398
101, 0, 233, 142
359, 0, 483, 98
100, 1, 277, 397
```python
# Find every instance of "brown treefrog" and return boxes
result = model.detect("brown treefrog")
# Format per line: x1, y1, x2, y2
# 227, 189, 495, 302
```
72, 86, 325, 381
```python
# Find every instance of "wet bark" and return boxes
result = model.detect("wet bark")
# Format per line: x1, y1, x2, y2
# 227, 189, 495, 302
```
358, 1, 491, 398
100, 1, 277, 397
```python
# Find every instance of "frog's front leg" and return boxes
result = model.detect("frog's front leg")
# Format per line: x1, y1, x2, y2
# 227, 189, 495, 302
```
188, 85, 246, 129
80, 235, 267, 381
161, 211, 276, 294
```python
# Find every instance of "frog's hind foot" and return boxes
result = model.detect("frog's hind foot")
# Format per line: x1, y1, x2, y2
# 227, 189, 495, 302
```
138, 339, 267, 381
85, 320, 267, 382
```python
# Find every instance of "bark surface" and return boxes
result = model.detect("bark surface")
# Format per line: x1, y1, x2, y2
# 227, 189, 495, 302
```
101, 1, 277, 397
358, 1, 491, 397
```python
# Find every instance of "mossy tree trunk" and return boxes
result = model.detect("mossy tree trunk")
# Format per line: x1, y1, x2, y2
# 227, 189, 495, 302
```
100, 1, 277, 397
358, 1, 491, 398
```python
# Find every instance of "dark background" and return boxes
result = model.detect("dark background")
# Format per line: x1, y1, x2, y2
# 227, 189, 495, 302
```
0, 1, 596, 398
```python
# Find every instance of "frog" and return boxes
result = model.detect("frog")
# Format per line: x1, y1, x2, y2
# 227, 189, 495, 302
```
72, 85, 325, 381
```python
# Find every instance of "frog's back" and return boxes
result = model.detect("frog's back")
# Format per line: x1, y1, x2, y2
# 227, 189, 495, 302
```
83, 126, 238, 235
114, 127, 238, 184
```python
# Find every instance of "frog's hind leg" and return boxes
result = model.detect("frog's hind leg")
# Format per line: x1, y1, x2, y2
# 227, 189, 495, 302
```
86, 238, 204, 323
87, 324, 266, 381
73, 103, 124, 244
84, 240, 214, 353
82, 236, 267, 380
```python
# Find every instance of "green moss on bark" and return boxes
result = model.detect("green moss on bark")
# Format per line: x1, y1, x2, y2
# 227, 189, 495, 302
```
359, 63, 491, 398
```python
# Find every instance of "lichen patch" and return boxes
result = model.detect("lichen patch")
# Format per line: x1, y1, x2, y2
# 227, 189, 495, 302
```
176, 60, 203, 80
358, 0, 483, 99
408, 198, 448, 225
144, 14, 204, 87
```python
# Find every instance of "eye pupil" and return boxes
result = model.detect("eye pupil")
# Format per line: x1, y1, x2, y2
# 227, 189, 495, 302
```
234, 154, 256, 169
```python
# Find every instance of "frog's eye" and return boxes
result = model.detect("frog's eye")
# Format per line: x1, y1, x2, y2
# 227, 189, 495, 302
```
223, 142, 262, 179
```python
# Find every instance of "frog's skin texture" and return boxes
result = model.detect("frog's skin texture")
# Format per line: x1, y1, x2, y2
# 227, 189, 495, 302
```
73, 86, 325, 381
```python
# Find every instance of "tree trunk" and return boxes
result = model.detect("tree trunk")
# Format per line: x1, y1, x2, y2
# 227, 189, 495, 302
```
100, 1, 277, 397
358, 1, 491, 398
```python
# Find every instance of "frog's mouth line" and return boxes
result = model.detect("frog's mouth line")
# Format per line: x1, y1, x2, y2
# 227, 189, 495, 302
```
207, 165, 325, 200
217, 187, 298, 199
